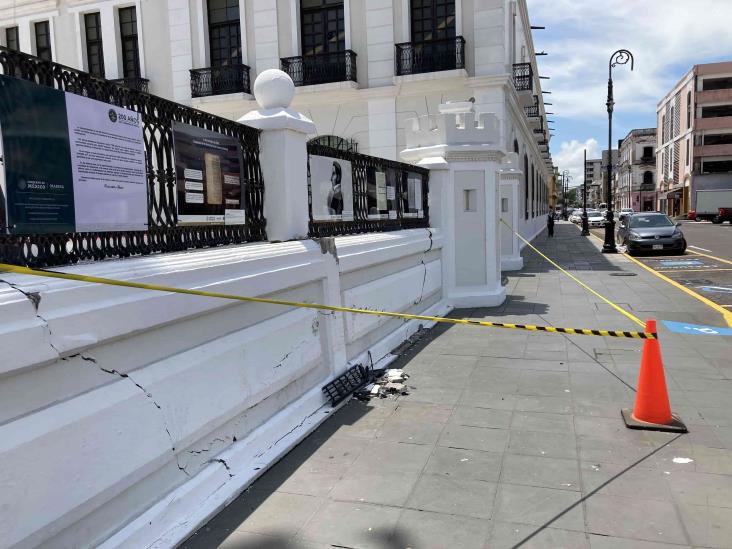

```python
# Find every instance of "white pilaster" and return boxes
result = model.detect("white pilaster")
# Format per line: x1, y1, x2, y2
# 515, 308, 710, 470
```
499, 153, 523, 270
239, 70, 314, 242
167, 0, 192, 104
367, 97, 397, 160
252, 0, 279, 74
365, 0, 394, 87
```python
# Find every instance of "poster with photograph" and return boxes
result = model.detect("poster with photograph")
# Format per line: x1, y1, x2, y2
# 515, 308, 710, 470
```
403, 172, 424, 218
309, 155, 354, 221
172, 121, 245, 225
0, 75, 147, 234
367, 168, 397, 220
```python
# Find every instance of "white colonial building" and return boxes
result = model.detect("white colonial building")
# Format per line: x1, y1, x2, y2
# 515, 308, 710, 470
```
616, 128, 656, 212
0, 0, 553, 233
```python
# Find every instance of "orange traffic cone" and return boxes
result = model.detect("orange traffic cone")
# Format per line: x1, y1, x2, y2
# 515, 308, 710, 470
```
621, 319, 687, 433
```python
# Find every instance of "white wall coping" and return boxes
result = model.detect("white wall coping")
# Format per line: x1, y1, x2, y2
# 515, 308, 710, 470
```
335, 228, 442, 274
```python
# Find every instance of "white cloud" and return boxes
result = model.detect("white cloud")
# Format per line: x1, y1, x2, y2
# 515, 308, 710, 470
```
527, 0, 732, 119
553, 138, 600, 184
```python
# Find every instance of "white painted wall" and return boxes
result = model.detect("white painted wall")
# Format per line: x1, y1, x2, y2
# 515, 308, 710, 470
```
0, 230, 446, 549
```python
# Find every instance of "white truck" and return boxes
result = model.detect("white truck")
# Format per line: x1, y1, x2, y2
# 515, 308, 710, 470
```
693, 189, 732, 222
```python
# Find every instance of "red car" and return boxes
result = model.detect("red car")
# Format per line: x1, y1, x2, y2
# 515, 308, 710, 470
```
715, 207, 732, 224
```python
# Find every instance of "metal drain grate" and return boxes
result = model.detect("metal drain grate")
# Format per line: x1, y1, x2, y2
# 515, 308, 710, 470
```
609, 272, 637, 276
322, 364, 369, 406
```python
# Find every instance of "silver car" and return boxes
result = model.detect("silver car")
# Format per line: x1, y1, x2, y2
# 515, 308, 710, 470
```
587, 211, 605, 227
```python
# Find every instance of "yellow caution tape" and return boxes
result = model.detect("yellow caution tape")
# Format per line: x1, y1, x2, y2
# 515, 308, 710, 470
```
500, 218, 646, 329
0, 262, 656, 339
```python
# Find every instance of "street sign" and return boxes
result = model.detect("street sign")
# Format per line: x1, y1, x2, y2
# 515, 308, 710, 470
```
662, 320, 732, 336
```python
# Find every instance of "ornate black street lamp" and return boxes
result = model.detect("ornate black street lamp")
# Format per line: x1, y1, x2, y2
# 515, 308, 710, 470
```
562, 170, 571, 219
581, 149, 589, 235
602, 49, 634, 253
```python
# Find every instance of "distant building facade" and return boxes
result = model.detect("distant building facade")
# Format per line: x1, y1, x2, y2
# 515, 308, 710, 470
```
656, 61, 732, 216
617, 128, 656, 211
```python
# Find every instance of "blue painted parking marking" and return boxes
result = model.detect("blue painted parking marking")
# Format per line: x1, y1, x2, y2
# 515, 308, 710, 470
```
662, 320, 732, 336
658, 259, 704, 268
700, 286, 732, 295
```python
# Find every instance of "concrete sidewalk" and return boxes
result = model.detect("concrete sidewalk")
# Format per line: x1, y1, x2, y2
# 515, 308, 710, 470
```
181, 222, 732, 549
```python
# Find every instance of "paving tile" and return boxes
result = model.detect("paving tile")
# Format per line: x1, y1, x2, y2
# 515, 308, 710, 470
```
493, 483, 585, 531
350, 440, 433, 474
391, 509, 491, 549
407, 384, 464, 405
666, 470, 732, 507
508, 429, 579, 459
489, 521, 590, 549
502, 454, 580, 491
424, 446, 503, 482
517, 371, 571, 396
584, 493, 689, 545
579, 461, 671, 501
677, 502, 732, 548
511, 411, 576, 434
514, 394, 573, 414
375, 417, 445, 445
438, 423, 509, 453
452, 405, 513, 429
406, 474, 496, 519
588, 533, 691, 549
460, 389, 517, 410
296, 501, 401, 549
329, 471, 419, 507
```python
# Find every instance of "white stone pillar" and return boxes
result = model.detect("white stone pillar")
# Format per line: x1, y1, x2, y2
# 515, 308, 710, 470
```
499, 152, 524, 271
402, 103, 507, 308
239, 70, 315, 242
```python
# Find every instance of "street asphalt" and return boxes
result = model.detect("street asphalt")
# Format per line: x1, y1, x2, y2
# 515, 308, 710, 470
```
588, 219, 732, 313
181, 222, 732, 549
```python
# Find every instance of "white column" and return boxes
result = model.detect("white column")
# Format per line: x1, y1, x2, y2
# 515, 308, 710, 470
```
167, 0, 193, 104
99, 6, 120, 79
239, 70, 314, 242
499, 154, 523, 270
365, 0, 395, 87
252, 0, 280, 74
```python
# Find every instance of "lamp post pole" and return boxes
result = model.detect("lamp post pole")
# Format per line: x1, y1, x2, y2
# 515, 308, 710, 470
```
581, 149, 589, 235
562, 170, 570, 220
602, 49, 634, 254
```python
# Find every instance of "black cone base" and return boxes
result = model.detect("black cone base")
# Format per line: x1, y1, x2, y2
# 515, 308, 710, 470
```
621, 409, 688, 433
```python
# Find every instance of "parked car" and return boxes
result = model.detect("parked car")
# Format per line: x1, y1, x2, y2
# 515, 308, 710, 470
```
616, 213, 686, 255
570, 211, 583, 223
587, 211, 605, 227
618, 208, 635, 219
714, 207, 732, 224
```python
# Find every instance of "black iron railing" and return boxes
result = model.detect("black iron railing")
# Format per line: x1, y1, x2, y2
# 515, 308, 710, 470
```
512, 63, 533, 92
525, 96, 540, 118
0, 47, 265, 267
280, 50, 357, 87
306, 143, 429, 237
110, 76, 149, 93
190, 64, 251, 97
640, 155, 655, 164
395, 36, 465, 76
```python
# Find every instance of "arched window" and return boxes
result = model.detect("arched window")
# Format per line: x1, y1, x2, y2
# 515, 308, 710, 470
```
524, 154, 529, 220
643, 171, 653, 186
531, 165, 535, 217
309, 135, 358, 153
513, 139, 519, 154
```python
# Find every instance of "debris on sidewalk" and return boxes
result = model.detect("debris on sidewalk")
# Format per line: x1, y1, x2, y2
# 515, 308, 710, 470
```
354, 368, 412, 400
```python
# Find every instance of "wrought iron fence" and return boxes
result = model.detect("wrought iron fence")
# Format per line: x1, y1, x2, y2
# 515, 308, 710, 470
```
0, 47, 265, 268
524, 96, 540, 118
280, 50, 357, 87
110, 77, 150, 93
512, 63, 533, 92
306, 142, 429, 238
190, 64, 251, 97
395, 37, 465, 76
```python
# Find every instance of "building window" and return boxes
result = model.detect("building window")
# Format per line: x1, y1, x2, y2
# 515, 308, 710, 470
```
84, 13, 105, 77
686, 91, 691, 129
34, 21, 51, 61
642, 146, 653, 158
703, 134, 732, 146
208, 0, 241, 66
5, 26, 19, 51
643, 171, 653, 186
301, 0, 344, 56
686, 139, 689, 166
411, 0, 455, 43
701, 105, 732, 118
119, 6, 140, 78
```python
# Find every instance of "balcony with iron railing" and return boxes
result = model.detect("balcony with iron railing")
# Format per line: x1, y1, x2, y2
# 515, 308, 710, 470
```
110, 77, 149, 93
512, 63, 533, 92
395, 36, 466, 76
280, 50, 357, 87
524, 96, 540, 118
190, 63, 251, 97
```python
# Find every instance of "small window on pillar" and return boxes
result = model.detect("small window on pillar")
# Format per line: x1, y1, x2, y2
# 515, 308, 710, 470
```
464, 189, 477, 212
501, 197, 509, 213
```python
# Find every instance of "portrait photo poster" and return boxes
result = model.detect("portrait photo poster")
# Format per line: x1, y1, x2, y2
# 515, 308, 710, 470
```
309, 154, 354, 221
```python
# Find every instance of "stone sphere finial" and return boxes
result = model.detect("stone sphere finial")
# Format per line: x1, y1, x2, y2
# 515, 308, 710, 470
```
253, 69, 295, 109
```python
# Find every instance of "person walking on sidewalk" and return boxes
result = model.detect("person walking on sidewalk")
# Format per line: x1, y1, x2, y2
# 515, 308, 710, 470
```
547, 213, 554, 238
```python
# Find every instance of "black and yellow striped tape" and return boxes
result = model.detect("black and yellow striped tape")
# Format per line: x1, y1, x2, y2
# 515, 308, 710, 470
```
0, 262, 657, 340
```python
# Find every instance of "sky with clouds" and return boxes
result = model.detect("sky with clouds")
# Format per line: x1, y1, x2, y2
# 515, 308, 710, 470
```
527, 0, 732, 187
